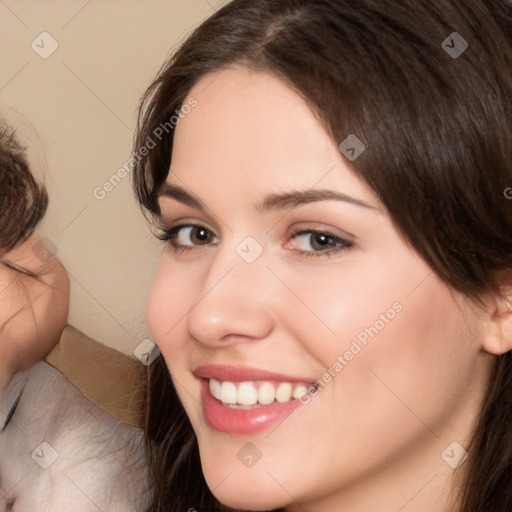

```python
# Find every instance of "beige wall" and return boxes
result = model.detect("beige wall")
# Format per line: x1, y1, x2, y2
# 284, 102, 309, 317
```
0, 1, 222, 354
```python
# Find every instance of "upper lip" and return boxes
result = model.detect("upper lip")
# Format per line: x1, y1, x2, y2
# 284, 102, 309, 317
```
193, 364, 316, 383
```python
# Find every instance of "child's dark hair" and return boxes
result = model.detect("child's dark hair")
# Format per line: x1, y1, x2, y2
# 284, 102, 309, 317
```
0, 119, 48, 276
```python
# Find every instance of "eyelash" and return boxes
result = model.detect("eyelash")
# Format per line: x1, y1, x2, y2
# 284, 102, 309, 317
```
287, 228, 353, 257
157, 224, 353, 257
157, 224, 218, 254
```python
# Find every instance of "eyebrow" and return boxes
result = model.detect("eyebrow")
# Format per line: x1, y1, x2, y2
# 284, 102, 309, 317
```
158, 184, 203, 210
158, 184, 377, 212
256, 189, 377, 211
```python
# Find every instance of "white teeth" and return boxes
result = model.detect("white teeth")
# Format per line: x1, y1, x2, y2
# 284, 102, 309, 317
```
257, 382, 275, 405
275, 382, 293, 403
209, 379, 222, 400
210, 379, 312, 406
292, 384, 308, 399
237, 382, 258, 405
220, 381, 237, 404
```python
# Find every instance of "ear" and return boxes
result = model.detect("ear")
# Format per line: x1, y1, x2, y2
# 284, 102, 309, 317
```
482, 287, 512, 356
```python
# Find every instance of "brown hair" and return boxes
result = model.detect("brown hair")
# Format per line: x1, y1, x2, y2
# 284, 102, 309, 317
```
133, 1, 512, 510
0, 119, 48, 275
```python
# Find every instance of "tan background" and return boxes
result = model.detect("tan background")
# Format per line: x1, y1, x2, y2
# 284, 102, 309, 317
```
0, 0, 224, 355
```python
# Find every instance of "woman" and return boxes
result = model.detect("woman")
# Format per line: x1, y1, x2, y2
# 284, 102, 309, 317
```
133, 0, 512, 510
0, 114, 149, 510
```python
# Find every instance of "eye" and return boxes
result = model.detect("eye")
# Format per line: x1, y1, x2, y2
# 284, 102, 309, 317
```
158, 224, 219, 251
286, 229, 353, 256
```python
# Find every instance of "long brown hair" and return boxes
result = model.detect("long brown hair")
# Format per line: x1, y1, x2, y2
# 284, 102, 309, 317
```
132, 1, 512, 510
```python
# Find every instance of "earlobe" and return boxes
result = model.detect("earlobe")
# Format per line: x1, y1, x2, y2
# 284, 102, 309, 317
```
482, 293, 512, 356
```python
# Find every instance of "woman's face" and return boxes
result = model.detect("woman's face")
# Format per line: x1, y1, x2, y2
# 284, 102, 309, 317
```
146, 67, 492, 510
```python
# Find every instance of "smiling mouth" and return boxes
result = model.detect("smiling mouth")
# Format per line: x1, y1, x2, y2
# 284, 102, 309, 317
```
198, 370, 320, 434
208, 378, 318, 408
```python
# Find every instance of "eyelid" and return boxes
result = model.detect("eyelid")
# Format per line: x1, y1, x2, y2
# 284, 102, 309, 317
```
158, 216, 218, 235
158, 201, 224, 235
157, 221, 219, 251
285, 226, 354, 257
287, 221, 355, 243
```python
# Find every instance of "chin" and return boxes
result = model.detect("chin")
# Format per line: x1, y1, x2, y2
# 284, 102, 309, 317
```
200, 456, 292, 511
211, 485, 288, 512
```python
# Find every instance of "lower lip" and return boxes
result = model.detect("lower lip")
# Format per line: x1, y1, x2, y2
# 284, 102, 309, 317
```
200, 379, 304, 435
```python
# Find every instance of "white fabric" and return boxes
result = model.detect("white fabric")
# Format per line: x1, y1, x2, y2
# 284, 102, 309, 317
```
0, 361, 149, 511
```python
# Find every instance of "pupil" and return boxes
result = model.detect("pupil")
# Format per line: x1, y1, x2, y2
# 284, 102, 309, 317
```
194, 228, 209, 242
314, 234, 330, 246
311, 233, 336, 251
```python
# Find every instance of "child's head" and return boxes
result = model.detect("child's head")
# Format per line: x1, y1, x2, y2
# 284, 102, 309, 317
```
0, 114, 69, 390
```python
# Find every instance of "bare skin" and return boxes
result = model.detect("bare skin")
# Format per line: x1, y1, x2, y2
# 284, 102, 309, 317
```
0, 236, 69, 391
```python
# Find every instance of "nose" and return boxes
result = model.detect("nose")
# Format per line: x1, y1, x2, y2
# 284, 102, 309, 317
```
186, 250, 275, 347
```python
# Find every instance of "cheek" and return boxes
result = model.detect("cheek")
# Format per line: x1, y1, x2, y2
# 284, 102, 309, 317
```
146, 274, 170, 347
146, 258, 174, 351
377, 293, 471, 431
146, 262, 182, 354
275, 253, 476, 432
146, 258, 202, 368
145, 262, 198, 411
269, 254, 407, 367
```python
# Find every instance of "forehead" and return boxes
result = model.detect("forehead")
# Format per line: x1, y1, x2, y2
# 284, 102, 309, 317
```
167, 66, 375, 205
